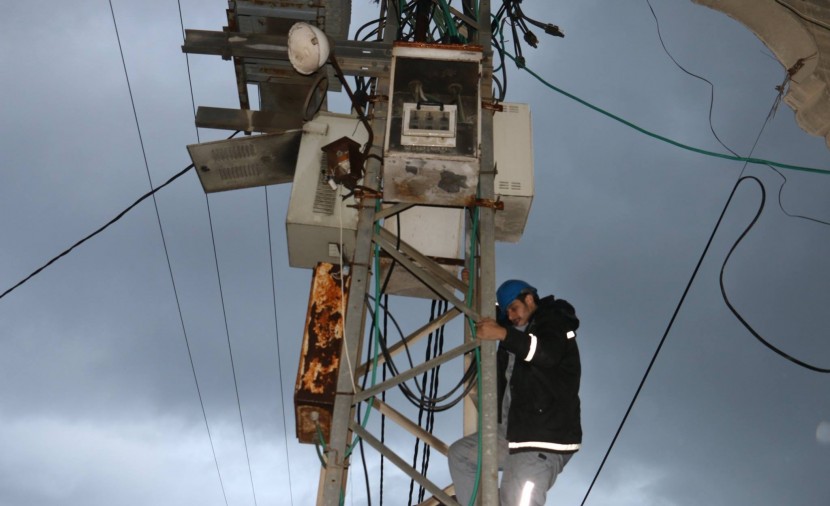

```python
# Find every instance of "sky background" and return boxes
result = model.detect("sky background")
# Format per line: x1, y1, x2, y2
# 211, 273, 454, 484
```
1, 1, 829, 505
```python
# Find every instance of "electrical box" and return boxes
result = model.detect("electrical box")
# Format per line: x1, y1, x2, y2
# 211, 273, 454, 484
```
494, 103, 534, 243
286, 112, 366, 268
294, 262, 348, 445
379, 205, 465, 299
286, 113, 466, 298
383, 42, 483, 207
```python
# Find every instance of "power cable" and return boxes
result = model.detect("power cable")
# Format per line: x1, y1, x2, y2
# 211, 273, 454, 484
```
578, 168, 748, 504
408, 299, 447, 505
718, 180, 830, 373
768, 167, 830, 226
0, 162, 193, 301
645, 0, 830, 372
176, 0, 201, 145
356, 403, 374, 506
264, 187, 297, 505
578, 26, 820, 495
204, 195, 260, 506
111, 2, 234, 503
645, 0, 734, 154
364, 299, 477, 412
175, 1, 265, 501
380, 294, 390, 506
646, 0, 830, 228
502, 51, 830, 176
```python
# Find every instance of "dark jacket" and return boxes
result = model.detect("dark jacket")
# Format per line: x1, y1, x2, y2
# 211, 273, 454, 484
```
497, 295, 582, 454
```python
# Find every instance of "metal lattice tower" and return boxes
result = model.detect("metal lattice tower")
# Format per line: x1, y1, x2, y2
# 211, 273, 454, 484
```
183, 2, 502, 504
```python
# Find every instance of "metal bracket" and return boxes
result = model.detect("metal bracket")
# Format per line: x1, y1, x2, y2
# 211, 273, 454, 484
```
352, 186, 383, 200
474, 197, 504, 210
481, 100, 504, 112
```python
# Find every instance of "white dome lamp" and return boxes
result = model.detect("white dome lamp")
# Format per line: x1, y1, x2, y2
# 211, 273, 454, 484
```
287, 22, 331, 75
287, 22, 374, 161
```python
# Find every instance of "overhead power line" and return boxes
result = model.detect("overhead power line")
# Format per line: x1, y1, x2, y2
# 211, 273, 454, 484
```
645, 0, 830, 227
264, 186, 297, 505
581, 15, 830, 500
718, 179, 830, 374
111, 1, 232, 503
0, 163, 194, 302
204, 194, 261, 506
502, 51, 830, 176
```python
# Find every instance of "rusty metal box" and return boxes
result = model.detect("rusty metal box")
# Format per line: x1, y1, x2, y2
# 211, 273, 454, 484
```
294, 262, 350, 444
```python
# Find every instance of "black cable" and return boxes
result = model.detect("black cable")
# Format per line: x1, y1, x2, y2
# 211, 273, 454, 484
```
646, 0, 830, 371
0, 163, 192, 301
356, 402, 373, 506
645, 0, 735, 157
179, 1, 274, 500
407, 299, 443, 504
364, 299, 478, 412
647, 0, 830, 230
579, 173, 826, 503
582, 8, 778, 502
375, 314, 476, 411
768, 167, 830, 226
204, 194, 260, 506
365, 295, 418, 373
408, 300, 437, 506
491, 29, 509, 101
418, 300, 446, 502
380, 294, 390, 506
719, 179, 830, 373
264, 187, 297, 505
579, 169, 749, 505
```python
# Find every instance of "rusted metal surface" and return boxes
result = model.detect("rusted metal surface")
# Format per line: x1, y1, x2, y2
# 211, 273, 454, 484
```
294, 262, 350, 444
393, 40, 484, 53
384, 156, 480, 206
481, 100, 504, 112
474, 197, 504, 210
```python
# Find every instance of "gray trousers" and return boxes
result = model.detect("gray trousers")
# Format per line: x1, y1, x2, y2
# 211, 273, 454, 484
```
447, 433, 571, 506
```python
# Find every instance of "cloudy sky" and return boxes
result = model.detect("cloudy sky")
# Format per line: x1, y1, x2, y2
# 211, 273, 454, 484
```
1, 0, 829, 505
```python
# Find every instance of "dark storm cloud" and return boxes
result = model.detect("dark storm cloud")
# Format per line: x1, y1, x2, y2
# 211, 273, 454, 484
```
1, 0, 828, 505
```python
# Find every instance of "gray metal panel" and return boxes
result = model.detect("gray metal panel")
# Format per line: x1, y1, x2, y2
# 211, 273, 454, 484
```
232, 0, 350, 39
183, 30, 391, 78
187, 131, 302, 193
196, 106, 300, 133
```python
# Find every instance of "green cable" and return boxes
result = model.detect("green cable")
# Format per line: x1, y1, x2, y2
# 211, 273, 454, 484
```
318, 202, 383, 506
344, 201, 385, 461
314, 423, 328, 467
465, 202, 483, 506
437, 0, 460, 39
502, 51, 830, 177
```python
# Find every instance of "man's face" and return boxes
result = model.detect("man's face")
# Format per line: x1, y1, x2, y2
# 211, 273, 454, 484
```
505, 293, 536, 327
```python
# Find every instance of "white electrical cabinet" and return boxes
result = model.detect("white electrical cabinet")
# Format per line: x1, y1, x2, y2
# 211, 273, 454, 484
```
379, 205, 464, 299
383, 42, 483, 207
494, 103, 534, 243
286, 112, 366, 268
287, 112, 466, 299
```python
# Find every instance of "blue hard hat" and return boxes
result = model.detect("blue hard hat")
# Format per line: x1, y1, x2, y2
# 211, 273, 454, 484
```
497, 279, 537, 321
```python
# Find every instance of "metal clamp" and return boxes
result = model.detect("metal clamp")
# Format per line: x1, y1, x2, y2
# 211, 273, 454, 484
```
481, 100, 504, 112
474, 197, 504, 210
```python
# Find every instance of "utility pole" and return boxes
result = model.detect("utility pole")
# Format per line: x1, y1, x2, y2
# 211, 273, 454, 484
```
183, 2, 509, 504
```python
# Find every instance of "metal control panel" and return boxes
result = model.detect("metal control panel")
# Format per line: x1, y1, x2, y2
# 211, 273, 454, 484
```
383, 42, 482, 206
